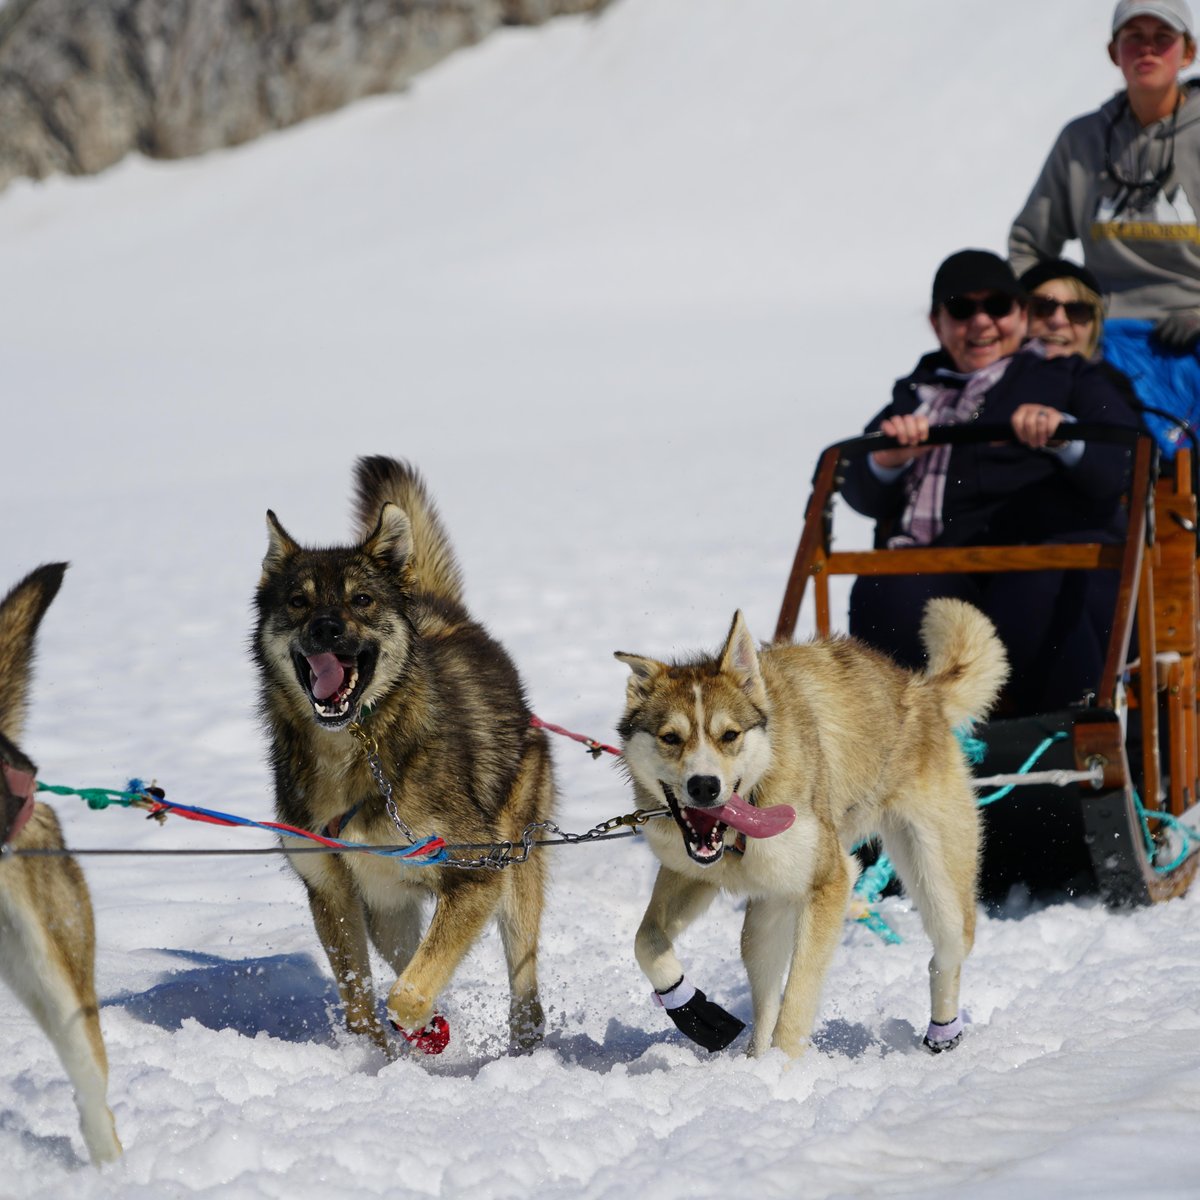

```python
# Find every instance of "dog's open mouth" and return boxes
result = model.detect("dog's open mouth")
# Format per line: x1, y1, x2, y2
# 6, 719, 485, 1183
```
293, 648, 377, 728
662, 783, 796, 866
662, 784, 730, 865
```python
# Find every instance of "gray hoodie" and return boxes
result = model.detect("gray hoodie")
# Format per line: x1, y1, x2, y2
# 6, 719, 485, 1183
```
1009, 79, 1200, 319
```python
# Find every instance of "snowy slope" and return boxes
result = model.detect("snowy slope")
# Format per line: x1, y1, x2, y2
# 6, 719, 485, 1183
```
2, 1, 1199, 1196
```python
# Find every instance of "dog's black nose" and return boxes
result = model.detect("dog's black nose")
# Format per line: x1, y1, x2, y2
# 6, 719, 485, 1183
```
308, 614, 345, 650
686, 775, 721, 805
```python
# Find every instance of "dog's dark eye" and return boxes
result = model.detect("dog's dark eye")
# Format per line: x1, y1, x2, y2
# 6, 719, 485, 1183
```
350, 593, 374, 610
721, 729, 741, 744
659, 731, 682, 746
288, 594, 307, 610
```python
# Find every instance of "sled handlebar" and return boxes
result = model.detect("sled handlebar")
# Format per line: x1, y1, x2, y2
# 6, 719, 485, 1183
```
821, 421, 1145, 472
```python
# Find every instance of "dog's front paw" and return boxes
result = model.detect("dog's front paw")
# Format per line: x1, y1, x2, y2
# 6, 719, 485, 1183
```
387, 978, 434, 1031
393, 1014, 451, 1055
654, 976, 745, 1053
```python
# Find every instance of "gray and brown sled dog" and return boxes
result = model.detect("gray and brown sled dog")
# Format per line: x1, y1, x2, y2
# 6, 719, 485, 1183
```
0, 564, 122, 1164
254, 457, 556, 1054
615, 598, 1007, 1059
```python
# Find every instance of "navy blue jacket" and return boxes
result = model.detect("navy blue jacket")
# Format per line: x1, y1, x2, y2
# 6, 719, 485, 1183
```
840, 349, 1140, 548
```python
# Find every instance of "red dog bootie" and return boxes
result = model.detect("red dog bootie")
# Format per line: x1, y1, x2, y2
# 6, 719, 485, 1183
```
391, 1014, 450, 1055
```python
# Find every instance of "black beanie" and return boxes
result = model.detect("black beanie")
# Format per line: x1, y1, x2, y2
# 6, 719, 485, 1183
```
1017, 258, 1103, 298
931, 250, 1023, 307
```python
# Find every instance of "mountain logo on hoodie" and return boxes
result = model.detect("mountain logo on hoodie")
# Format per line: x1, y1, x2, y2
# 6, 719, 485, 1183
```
1091, 182, 1199, 243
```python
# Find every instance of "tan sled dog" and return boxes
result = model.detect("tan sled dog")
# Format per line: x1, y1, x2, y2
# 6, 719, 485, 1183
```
0, 564, 121, 1163
254, 457, 556, 1054
615, 599, 1007, 1058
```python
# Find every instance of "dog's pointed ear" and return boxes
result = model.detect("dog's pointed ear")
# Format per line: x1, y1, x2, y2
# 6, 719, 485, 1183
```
362, 502, 412, 567
718, 611, 768, 708
263, 511, 300, 578
615, 651, 665, 701
0, 562, 68, 746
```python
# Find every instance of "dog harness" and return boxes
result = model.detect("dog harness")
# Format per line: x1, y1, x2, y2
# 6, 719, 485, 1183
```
320, 800, 363, 841
2, 764, 36, 846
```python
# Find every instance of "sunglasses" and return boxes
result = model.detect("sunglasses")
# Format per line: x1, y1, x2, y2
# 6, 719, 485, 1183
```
941, 293, 1017, 321
1115, 28, 1183, 54
1028, 295, 1097, 325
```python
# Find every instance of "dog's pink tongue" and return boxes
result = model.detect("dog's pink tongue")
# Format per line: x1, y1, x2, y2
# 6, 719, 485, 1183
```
307, 653, 345, 701
715, 793, 795, 839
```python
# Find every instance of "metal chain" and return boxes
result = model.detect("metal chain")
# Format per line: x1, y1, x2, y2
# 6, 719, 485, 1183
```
348, 722, 419, 844
348, 720, 668, 870
439, 809, 668, 871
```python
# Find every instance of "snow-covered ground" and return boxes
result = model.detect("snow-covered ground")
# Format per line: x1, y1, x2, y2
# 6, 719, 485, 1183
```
2, 2, 1199, 1196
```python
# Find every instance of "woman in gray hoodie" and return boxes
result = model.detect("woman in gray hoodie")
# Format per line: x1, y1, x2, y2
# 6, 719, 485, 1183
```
1009, 0, 1200, 456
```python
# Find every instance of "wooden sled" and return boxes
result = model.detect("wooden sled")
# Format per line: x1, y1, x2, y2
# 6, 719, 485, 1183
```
775, 423, 1198, 907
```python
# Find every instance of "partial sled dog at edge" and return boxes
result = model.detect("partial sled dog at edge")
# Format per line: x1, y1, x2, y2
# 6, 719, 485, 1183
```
0, 563, 122, 1164
253, 456, 557, 1054
615, 599, 1007, 1058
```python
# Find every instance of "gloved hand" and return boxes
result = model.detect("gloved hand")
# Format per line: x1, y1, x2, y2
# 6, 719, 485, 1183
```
1152, 309, 1200, 352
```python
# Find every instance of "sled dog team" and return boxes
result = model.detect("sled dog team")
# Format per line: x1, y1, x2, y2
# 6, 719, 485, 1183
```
1, 455, 1006, 1165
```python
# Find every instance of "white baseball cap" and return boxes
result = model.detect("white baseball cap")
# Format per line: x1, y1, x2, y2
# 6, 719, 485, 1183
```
1111, 0, 1194, 37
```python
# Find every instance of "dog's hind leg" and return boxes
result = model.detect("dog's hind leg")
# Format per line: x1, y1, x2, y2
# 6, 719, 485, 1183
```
0, 855, 121, 1164
740, 895, 799, 1056
881, 798, 979, 1049
771, 850, 854, 1058
497, 854, 547, 1051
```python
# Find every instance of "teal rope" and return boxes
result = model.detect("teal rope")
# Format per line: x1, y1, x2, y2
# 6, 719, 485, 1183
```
973, 732, 1067, 806
854, 852, 896, 903
35, 781, 146, 809
851, 850, 903, 943
1132, 789, 1194, 874
956, 727, 988, 765
856, 908, 903, 945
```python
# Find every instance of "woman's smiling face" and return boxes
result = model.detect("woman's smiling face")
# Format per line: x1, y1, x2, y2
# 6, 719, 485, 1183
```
1027, 281, 1098, 359
930, 292, 1028, 374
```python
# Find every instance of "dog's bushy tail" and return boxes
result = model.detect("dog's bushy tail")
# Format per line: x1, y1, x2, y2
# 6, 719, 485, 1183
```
919, 598, 1008, 730
353, 457, 465, 606
0, 563, 67, 744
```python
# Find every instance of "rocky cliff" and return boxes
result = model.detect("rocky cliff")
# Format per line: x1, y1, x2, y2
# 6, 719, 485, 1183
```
0, 0, 608, 191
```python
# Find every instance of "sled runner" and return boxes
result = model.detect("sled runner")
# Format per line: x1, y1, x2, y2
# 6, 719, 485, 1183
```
776, 423, 1199, 907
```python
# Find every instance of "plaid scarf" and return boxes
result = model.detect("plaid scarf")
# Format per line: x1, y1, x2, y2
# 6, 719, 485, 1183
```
888, 348, 1034, 548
